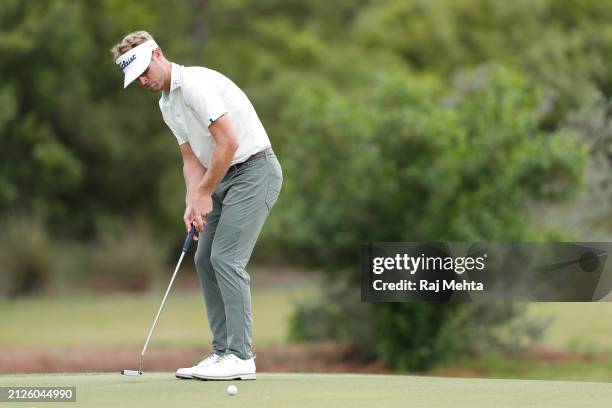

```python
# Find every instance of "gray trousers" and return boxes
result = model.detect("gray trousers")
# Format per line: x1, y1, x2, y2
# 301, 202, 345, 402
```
194, 149, 282, 359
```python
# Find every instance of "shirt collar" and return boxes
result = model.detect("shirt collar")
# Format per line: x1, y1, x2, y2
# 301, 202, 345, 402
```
162, 63, 183, 98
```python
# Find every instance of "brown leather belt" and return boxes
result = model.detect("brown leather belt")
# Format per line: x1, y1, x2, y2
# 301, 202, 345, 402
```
228, 149, 270, 173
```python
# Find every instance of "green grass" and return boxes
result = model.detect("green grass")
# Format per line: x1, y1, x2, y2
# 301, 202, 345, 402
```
527, 303, 612, 352
0, 373, 611, 408
432, 353, 612, 382
0, 268, 319, 348
2, 284, 611, 352
3, 269, 612, 382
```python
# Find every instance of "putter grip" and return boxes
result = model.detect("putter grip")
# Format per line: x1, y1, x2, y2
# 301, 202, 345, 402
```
182, 224, 197, 252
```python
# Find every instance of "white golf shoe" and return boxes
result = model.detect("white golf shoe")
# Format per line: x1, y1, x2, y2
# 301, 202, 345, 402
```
175, 352, 221, 379
192, 353, 256, 381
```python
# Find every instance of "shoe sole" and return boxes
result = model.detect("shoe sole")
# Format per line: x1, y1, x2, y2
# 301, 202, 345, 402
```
193, 373, 256, 381
175, 374, 194, 379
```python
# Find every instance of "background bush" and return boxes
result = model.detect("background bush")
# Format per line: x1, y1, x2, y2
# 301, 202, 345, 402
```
283, 66, 585, 370
86, 225, 166, 293
0, 216, 57, 297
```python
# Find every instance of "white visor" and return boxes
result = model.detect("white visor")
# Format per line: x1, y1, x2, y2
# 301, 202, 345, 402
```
115, 39, 158, 88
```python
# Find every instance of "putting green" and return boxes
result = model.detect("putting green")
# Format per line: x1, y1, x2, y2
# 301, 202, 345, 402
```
0, 373, 610, 407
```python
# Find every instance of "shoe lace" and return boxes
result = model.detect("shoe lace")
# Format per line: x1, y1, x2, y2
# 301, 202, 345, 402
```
218, 353, 235, 363
198, 352, 218, 365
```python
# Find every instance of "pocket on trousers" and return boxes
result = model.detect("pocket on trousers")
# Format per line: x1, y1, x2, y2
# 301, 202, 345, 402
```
265, 162, 283, 210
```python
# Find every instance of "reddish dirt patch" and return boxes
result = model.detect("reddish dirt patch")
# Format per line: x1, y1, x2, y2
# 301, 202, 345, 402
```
0, 342, 389, 374
525, 345, 601, 363
1, 343, 600, 376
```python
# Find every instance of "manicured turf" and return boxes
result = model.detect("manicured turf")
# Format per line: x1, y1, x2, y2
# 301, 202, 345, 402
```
0, 372, 611, 408
0, 270, 318, 348
3, 277, 612, 352
2, 271, 612, 382
528, 303, 612, 351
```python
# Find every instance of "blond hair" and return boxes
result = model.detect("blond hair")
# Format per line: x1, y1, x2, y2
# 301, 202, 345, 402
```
110, 30, 162, 60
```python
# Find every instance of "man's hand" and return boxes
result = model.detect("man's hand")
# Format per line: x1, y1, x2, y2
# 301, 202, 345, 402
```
186, 191, 213, 234
183, 206, 199, 240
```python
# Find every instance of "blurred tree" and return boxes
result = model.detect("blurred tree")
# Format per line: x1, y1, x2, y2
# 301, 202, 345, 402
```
1, 0, 605, 246
281, 65, 586, 370
0, 0, 200, 246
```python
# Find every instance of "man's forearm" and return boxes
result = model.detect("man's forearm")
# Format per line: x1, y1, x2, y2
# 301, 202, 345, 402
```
183, 161, 206, 204
196, 142, 237, 196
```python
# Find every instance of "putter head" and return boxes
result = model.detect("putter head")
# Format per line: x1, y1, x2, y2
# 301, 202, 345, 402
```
121, 369, 143, 376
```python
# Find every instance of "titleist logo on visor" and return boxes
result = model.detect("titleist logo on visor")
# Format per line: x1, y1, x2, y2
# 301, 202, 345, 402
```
118, 54, 137, 70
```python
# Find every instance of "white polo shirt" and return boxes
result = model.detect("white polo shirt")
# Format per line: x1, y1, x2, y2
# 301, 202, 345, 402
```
159, 63, 271, 168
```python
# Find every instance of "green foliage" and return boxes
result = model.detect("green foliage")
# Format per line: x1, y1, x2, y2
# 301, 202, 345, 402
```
0, 0, 194, 241
87, 225, 165, 292
0, 0, 599, 246
376, 302, 550, 371
0, 216, 57, 297
282, 65, 585, 370
273, 65, 585, 266
375, 302, 462, 371
290, 279, 378, 355
290, 281, 548, 371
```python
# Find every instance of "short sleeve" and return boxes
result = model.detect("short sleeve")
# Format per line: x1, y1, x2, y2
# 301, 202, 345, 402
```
169, 125, 188, 145
183, 81, 227, 127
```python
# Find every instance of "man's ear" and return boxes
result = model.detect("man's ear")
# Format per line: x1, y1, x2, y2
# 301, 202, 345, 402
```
152, 48, 161, 58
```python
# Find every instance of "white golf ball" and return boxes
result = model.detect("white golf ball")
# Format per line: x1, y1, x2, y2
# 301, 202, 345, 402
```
227, 385, 238, 396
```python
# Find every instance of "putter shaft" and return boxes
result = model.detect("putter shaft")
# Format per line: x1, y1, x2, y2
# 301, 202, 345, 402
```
133, 225, 196, 374
139, 251, 187, 372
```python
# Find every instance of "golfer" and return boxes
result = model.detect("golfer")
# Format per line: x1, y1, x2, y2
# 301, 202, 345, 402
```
111, 31, 282, 380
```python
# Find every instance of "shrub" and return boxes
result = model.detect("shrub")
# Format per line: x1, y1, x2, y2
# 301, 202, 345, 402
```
87, 225, 165, 292
283, 65, 585, 370
0, 216, 57, 297
291, 283, 550, 371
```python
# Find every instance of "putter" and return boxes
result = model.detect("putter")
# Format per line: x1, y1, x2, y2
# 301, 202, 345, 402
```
121, 224, 197, 376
